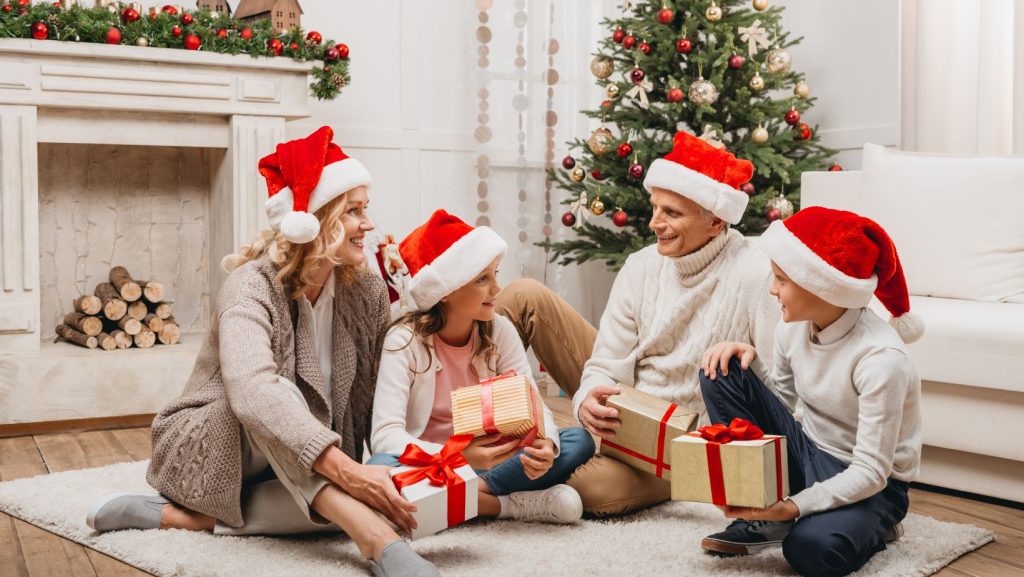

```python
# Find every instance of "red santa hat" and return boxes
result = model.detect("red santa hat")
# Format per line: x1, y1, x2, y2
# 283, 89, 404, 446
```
643, 131, 754, 224
399, 210, 507, 311
259, 126, 371, 244
760, 206, 925, 343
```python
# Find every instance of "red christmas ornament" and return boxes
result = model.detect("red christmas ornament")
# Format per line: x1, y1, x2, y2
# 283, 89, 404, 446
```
600, 99, 612, 108
240, 27, 252, 40
612, 28, 626, 43
18, 0, 30, 6
268, 38, 284, 56
622, 34, 637, 49
797, 123, 812, 140
216, 28, 228, 39
104, 27, 121, 44
591, 169, 605, 180
323, 66, 330, 72
336, 43, 349, 59
161, 4, 178, 15
2, 5, 12, 12
288, 41, 299, 51
180, 12, 193, 25
617, 142, 633, 158
628, 163, 644, 179
120, 7, 140, 23
30, 21, 48, 40
676, 37, 693, 54
612, 210, 629, 227
305, 30, 322, 45
657, 7, 674, 24
639, 42, 651, 55
828, 164, 844, 172
784, 108, 801, 125
741, 182, 756, 196
728, 54, 745, 69
562, 156, 576, 170
184, 33, 201, 50
561, 212, 577, 227
52, 1, 60, 6
18, 7, 27, 14
171, 25, 182, 37
324, 46, 340, 62
630, 67, 645, 84
766, 208, 782, 222
667, 87, 684, 103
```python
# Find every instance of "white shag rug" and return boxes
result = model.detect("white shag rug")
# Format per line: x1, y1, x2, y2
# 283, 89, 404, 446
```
0, 461, 993, 577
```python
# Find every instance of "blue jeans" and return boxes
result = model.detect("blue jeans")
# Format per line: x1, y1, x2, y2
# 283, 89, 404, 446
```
699, 358, 910, 577
368, 427, 595, 496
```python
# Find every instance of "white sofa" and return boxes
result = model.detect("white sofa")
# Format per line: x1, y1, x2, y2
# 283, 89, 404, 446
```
801, 148, 1024, 503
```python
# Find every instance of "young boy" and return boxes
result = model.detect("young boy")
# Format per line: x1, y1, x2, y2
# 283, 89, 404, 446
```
697, 206, 924, 577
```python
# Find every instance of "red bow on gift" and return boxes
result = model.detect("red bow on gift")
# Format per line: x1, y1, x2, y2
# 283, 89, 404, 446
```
391, 434, 475, 530
697, 418, 764, 444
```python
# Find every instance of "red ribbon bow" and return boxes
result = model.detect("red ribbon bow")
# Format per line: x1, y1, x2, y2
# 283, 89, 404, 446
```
392, 434, 474, 529
697, 418, 764, 444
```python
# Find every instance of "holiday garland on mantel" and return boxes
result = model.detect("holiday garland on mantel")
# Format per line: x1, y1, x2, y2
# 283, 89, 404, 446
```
0, 0, 350, 101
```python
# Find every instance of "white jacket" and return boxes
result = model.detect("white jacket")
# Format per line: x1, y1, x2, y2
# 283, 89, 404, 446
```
371, 315, 561, 456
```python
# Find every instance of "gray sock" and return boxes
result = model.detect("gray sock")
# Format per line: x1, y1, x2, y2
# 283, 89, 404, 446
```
369, 540, 440, 577
87, 493, 168, 532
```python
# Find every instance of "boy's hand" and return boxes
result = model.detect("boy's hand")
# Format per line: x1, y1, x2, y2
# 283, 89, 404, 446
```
718, 499, 800, 522
701, 342, 758, 380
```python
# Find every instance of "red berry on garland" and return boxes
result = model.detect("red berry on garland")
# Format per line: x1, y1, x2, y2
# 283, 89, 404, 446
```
828, 164, 844, 172
2, 5, 12, 12
52, 1, 59, 6
784, 108, 801, 125
268, 38, 284, 56
797, 123, 812, 140
161, 4, 178, 15
628, 163, 644, 179
728, 54, 745, 69
591, 169, 605, 180
667, 87, 684, 102
180, 12, 193, 25
639, 42, 651, 55
17, 0, 29, 5
120, 7, 140, 23
766, 208, 782, 222
741, 182, 756, 196
324, 46, 340, 62
561, 212, 577, 227
612, 209, 629, 227
562, 156, 575, 170
184, 33, 201, 50
289, 41, 300, 52
622, 34, 636, 49
676, 37, 693, 54
322, 66, 330, 72
336, 43, 349, 59
612, 28, 626, 43
601, 99, 612, 108
104, 27, 121, 44
31, 21, 48, 40
171, 25, 182, 37
240, 27, 252, 40
657, 7, 674, 24
305, 30, 322, 45
630, 67, 645, 84
617, 142, 632, 158
216, 29, 228, 39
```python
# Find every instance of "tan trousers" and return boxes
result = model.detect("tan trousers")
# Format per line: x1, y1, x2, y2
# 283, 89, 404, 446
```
214, 377, 340, 536
494, 279, 670, 517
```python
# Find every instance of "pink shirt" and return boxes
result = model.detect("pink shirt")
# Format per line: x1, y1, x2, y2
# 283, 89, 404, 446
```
420, 332, 479, 444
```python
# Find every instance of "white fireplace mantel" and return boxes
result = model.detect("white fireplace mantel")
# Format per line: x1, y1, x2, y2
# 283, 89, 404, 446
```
0, 39, 313, 426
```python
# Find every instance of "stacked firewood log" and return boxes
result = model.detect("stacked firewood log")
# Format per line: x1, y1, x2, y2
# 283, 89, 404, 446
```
54, 266, 181, 350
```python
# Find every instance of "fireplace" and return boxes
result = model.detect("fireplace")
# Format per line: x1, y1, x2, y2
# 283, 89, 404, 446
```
0, 39, 312, 426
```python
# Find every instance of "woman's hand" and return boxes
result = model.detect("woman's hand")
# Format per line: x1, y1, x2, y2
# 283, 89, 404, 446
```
461, 434, 521, 470
701, 341, 758, 380
520, 438, 556, 480
314, 447, 417, 533
718, 499, 800, 522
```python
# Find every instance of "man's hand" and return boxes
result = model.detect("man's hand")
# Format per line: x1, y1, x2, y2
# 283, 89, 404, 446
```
461, 434, 521, 470
520, 438, 556, 480
701, 341, 758, 380
578, 385, 622, 440
718, 499, 800, 522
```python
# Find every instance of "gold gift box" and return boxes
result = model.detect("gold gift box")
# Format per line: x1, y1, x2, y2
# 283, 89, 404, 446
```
598, 385, 697, 479
670, 433, 789, 508
451, 373, 546, 442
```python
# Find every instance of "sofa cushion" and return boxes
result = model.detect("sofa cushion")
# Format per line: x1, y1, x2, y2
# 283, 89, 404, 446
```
861, 144, 1024, 303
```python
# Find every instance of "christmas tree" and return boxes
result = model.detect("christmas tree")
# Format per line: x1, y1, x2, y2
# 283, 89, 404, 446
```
546, 0, 836, 270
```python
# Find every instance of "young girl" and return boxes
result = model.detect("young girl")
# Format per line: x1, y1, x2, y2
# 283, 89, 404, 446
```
370, 210, 595, 524
698, 207, 923, 577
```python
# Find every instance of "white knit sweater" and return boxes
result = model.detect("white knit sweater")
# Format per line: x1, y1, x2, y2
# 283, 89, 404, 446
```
574, 229, 779, 422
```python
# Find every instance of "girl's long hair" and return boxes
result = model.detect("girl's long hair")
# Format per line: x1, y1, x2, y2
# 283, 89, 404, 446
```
389, 303, 498, 377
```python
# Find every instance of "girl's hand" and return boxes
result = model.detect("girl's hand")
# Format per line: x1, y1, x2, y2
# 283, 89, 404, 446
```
701, 341, 758, 380
520, 438, 556, 480
718, 499, 800, 522
461, 434, 521, 470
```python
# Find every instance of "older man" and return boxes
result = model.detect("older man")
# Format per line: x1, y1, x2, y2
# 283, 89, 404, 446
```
496, 131, 780, 516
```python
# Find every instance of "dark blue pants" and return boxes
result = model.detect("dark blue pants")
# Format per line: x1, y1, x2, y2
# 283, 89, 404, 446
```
700, 359, 909, 577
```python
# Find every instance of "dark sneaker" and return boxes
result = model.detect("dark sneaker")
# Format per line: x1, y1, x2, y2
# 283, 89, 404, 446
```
702, 519, 794, 556
884, 521, 904, 543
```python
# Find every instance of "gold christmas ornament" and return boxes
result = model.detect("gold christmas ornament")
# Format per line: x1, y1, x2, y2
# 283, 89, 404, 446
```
590, 197, 606, 216
751, 125, 770, 144
606, 83, 621, 99
590, 56, 614, 80
688, 77, 719, 105
570, 167, 586, 183
766, 48, 792, 74
752, 0, 769, 11
136, 37, 149, 47
794, 81, 811, 99
587, 127, 615, 155
766, 193, 794, 219
705, 4, 723, 21
749, 72, 765, 92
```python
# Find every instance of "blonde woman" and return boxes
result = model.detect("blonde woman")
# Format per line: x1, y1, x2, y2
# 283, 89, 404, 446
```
86, 127, 439, 577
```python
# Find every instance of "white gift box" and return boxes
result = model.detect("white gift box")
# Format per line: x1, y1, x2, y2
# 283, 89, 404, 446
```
389, 464, 479, 540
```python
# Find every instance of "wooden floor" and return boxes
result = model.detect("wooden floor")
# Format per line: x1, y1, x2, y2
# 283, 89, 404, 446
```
0, 400, 1021, 576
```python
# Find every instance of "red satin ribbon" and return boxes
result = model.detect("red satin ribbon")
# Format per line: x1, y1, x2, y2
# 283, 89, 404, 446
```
392, 434, 474, 528
686, 418, 783, 506
602, 402, 679, 479
476, 371, 540, 448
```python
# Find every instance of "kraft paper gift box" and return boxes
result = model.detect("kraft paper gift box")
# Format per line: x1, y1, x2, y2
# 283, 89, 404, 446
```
389, 437, 479, 540
451, 372, 546, 445
670, 420, 789, 508
598, 385, 698, 479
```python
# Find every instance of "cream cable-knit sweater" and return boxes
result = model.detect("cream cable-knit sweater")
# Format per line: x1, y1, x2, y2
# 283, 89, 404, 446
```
574, 229, 779, 421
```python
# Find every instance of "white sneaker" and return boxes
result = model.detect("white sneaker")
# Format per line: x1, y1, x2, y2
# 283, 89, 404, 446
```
502, 484, 583, 524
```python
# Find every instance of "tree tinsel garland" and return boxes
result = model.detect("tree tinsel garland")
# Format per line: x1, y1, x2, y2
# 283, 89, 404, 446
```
0, 2, 350, 100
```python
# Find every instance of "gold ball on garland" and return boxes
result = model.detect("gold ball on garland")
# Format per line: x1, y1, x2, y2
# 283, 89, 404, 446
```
706, 4, 723, 21
688, 77, 719, 105
587, 127, 615, 156
749, 72, 765, 92
209, 10, 219, 18
751, 125, 770, 144
136, 37, 149, 47
766, 48, 792, 74
766, 194, 794, 220
606, 83, 620, 99
590, 56, 614, 80
590, 197, 606, 216
570, 167, 586, 183
794, 81, 811, 99
753, 0, 769, 11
